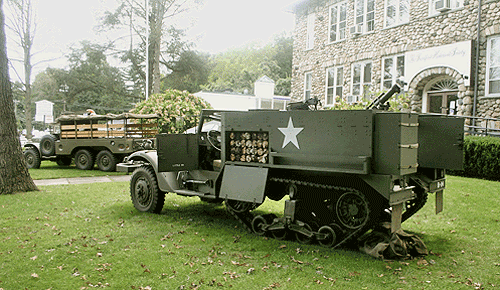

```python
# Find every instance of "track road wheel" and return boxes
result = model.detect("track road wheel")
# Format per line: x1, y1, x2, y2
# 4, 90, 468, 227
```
252, 216, 268, 236
24, 148, 41, 169
130, 166, 165, 213
295, 222, 314, 244
96, 150, 118, 172
317, 225, 337, 247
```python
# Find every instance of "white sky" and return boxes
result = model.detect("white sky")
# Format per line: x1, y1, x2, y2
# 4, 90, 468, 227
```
5, 0, 296, 82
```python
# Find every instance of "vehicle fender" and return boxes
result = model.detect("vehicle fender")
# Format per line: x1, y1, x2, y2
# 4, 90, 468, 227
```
23, 143, 40, 153
127, 150, 179, 193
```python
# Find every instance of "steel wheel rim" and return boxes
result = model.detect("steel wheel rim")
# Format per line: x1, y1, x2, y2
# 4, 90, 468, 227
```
101, 155, 111, 167
135, 177, 153, 208
78, 153, 89, 166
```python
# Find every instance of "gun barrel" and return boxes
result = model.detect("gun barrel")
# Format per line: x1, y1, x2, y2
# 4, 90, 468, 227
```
366, 84, 401, 110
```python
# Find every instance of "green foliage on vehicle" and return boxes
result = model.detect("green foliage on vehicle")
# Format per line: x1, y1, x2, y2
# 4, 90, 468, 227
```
328, 90, 411, 112
130, 90, 212, 134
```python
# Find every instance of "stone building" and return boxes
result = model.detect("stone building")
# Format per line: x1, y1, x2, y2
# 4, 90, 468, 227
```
288, 0, 500, 120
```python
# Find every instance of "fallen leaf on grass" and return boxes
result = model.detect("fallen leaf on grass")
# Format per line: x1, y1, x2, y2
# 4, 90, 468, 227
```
31, 273, 39, 278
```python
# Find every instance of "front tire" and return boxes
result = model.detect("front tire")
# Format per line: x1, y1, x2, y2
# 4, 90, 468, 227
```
75, 149, 95, 170
24, 148, 41, 169
130, 166, 165, 213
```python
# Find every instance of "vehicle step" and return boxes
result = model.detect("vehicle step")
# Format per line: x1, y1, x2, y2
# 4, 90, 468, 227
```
174, 189, 210, 197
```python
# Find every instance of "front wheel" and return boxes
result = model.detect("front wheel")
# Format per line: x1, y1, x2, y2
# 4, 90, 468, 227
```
130, 166, 165, 213
24, 148, 41, 169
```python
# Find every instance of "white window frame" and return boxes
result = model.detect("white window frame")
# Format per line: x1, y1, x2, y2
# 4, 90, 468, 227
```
355, 0, 375, 33
429, 0, 464, 16
351, 61, 372, 99
486, 35, 500, 97
381, 54, 405, 90
328, 1, 347, 43
306, 13, 315, 50
325, 66, 344, 106
304, 72, 313, 100
385, 0, 410, 28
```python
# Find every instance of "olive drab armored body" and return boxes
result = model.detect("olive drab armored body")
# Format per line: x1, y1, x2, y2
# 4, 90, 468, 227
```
118, 84, 464, 248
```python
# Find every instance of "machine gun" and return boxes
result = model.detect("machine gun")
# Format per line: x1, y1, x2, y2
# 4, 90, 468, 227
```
287, 97, 321, 111
366, 83, 401, 110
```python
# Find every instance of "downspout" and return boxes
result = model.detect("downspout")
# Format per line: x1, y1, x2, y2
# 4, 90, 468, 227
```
472, 0, 482, 127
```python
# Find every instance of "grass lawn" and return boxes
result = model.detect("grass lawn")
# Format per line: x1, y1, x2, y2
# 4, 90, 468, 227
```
0, 176, 499, 289
28, 161, 126, 180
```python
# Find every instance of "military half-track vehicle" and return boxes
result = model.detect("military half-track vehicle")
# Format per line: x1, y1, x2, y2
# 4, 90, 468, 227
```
118, 85, 464, 247
24, 113, 158, 171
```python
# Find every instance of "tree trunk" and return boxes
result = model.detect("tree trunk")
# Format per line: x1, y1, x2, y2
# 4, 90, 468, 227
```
151, 0, 164, 95
24, 32, 32, 139
0, 0, 38, 194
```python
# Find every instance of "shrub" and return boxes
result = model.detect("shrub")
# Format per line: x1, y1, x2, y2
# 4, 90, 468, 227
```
451, 136, 500, 181
130, 90, 212, 134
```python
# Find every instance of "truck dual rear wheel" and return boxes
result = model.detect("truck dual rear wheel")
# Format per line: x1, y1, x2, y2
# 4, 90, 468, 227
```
96, 150, 118, 172
24, 148, 41, 169
75, 149, 95, 170
130, 166, 165, 213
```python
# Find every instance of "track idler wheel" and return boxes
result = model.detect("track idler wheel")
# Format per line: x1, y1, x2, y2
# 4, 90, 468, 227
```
251, 216, 268, 236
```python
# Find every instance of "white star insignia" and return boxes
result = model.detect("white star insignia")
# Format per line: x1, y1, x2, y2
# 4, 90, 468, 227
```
278, 117, 304, 149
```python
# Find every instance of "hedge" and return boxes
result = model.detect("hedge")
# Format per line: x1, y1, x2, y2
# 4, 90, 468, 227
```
450, 135, 500, 181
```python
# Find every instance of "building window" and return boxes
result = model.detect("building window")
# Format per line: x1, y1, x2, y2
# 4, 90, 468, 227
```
304, 72, 313, 100
259, 98, 289, 110
385, 0, 409, 27
429, 0, 463, 16
355, 0, 375, 33
326, 66, 344, 106
306, 13, 315, 50
487, 35, 500, 96
329, 2, 347, 43
382, 55, 405, 90
352, 61, 372, 99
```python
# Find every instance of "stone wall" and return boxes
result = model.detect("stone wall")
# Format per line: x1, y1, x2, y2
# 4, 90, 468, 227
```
291, 0, 500, 119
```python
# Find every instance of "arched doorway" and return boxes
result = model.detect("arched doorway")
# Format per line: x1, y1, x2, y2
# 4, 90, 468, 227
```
425, 78, 459, 115
408, 66, 471, 116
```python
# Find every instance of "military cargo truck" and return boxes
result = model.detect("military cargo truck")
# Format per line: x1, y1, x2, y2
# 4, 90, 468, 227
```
118, 85, 464, 247
23, 113, 158, 171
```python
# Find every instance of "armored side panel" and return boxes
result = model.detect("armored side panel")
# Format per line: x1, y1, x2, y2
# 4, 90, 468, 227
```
222, 110, 373, 174
417, 115, 464, 170
372, 112, 419, 175
220, 165, 268, 203
157, 134, 199, 172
